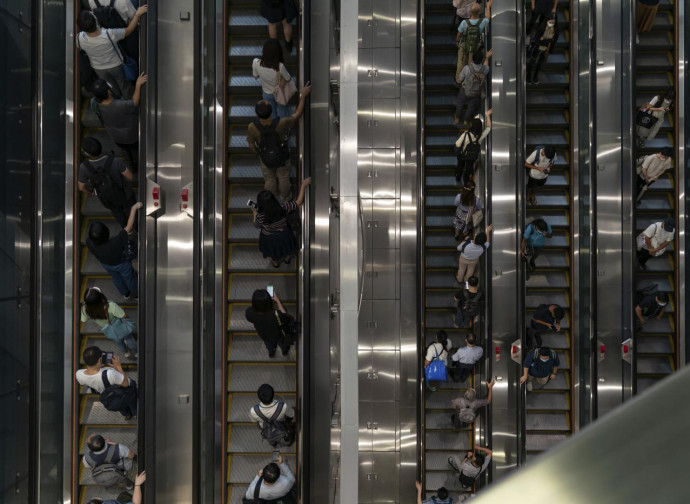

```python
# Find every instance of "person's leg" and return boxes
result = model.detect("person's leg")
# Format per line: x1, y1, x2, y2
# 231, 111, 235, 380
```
464, 259, 478, 282
278, 340, 291, 356
109, 205, 129, 229
262, 91, 279, 119
268, 21, 279, 39
264, 338, 278, 356
107, 65, 133, 100
260, 162, 279, 198
276, 163, 292, 202
124, 334, 138, 355
530, 246, 542, 269
455, 46, 467, 83
458, 365, 471, 383
456, 256, 470, 283
115, 261, 138, 298
116, 142, 138, 171
108, 334, 128, 354
636, 175, 647, 195
638, 247, 652, 266
276, 101, 292, 118
102, 263, 129, 296
455, 89, 468, 122
282, 18, 293, 44
536, 375, 549, 386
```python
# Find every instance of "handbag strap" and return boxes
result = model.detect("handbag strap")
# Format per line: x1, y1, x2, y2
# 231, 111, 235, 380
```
105, 31, 124, 64
275, 310, 288, 339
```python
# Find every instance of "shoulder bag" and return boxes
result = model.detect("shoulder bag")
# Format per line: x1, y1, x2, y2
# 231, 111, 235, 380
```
105, 31, 138, 82
425, 345, 447, 382
102, 311, 137, 343
275, 311, 298, 345
274, 74, 298, 106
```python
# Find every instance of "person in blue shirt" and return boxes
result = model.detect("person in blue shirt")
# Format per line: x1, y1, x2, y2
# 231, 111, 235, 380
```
416, 481, 453, 504
520, 218, 552, 272
520, 346, 560, 391
88, 470, 146, 504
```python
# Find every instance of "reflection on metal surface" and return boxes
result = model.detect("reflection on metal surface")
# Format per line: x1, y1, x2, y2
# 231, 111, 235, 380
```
472, 366, 690, 504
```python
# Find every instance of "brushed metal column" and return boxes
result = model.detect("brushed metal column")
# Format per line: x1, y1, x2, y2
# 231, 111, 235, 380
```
144, 1, 198, 502
594, 0, 632, 416
489, 0, 521, 477
677, 0, 686, 366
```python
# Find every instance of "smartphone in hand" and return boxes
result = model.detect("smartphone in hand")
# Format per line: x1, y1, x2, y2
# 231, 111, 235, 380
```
267, 285, 274, 297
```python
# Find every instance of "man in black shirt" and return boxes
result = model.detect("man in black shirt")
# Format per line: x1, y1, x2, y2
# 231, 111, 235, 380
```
527, 303, 565, 348
635, 292, 668, 326
452, 275, 482, 328
86, 203, 141, 299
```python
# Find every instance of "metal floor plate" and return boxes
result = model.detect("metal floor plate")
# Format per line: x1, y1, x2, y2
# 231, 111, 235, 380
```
525, 433, 568, 452
526, 391, 569, 411
636, 357, 672, 375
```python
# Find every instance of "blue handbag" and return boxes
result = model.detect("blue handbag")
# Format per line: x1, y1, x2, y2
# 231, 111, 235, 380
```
425, 345, 447, 382
102, 315, 137, 343
106, 31, 138, 82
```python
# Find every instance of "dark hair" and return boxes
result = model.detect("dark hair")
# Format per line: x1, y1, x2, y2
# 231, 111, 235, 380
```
467, 276, 479, 287
83, 288, 109, 321
474, 232, 487, 246
257, 383, 275, 404
436, 330, 448, 349
89, 221, 110, 245
660, 147, 673, 159
82, 137, 103, 157
83, 346, 103, 367
657, 292, 669, 303
437, 487, 449, 500
472, 50, 484, 65
553, 306, 565, 320
87, 434, 106, 452
466, 334, 476, 345
474, 453, 486, 467
92, 79, 110, 101
251, 289, 274, 313
255, 100, 273, 119
256, 190, 284, 224
78, 11, 98, 32
543, 146, 556, 159
260, 39, 284, 72
539, 346, 552, 357
262, 462, 281, 484
469, 117, 483, 137
534, 218, 548, 232
460, 182, 476, 207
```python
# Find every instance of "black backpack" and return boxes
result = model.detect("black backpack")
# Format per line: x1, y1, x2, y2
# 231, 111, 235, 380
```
84, 156, 126, 208
456, 132, 481, 163
93, 0, 127, 29
254, 119, 290, 168
458, 469, 480, 488
268, 0, 284, 7
254, 402, 294, 446
99, 370, 138, 413
461, 290, 482, 318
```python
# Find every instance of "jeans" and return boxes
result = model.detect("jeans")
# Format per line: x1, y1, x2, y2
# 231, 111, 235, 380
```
455, 88, 481, 123
116, 141, 139, 170
94, 65, 133, 100
262, 91, 292, 119
454, 304, 472, 328
106, 331, 138, 355
102, 261, 138, 297
260, 161, 292, 201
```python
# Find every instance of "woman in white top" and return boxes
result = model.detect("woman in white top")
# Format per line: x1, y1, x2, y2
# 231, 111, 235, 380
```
636, 147, 673, 200
424, 330, 452, 391
524, 145, 556, 206
253, 39, 293, 118
76, 6, 146, 98
636, 91, 673, 147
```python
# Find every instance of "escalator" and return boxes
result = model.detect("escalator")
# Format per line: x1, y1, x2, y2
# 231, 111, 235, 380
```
225, 2, 300, 502
421, 0, 488, 499
633, 0, 676, 393
523, 0, 572, 458
75, 42, 140, 504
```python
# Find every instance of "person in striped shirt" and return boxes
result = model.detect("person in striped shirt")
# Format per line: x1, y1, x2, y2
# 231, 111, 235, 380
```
415, 481, 453, 504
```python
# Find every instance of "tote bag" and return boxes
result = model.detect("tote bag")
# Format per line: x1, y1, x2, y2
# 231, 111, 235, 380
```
102, 315, 137, 342
274, 76, 298, 106
425, 345, 447, 382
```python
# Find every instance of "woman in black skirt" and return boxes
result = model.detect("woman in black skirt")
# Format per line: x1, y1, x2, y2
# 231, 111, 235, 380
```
260, 0, 298, 53
245, 288, 295, 357
252, 178, 311, 267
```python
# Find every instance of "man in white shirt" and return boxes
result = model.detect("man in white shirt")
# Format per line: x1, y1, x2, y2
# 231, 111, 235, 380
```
449, 333, 484, 382
76, 345, 137, 419
637, 218, 675, 270
245, 456, 296, 503
524, 145, 556, 206
636, 147, 673, 201
456, 224, 493, 282
76, 5, 147, 99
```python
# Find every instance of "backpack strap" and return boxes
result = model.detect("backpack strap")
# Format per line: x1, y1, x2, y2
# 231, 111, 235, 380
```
104, 155, 116, 171
84, 451, 97, 467
269, 401, 285, 423
533, 348, 540, 361
460, 238, 472, 253
253, 404, 271, 424
110, 0, 116, 7
103, 443, 119, 463
254, 476, 264, 500
101, 369, 111, 389
94, 0, 103, 7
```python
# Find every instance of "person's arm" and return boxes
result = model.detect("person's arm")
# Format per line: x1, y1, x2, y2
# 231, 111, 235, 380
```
656, 306, 667, 320
485, 224, 493, 243
120, 0, 137, 21
475, 446, 493, 456
485, 0, 493, 19
544, 223, 553, 238
531, 0, 536, 10
125, 202, 142, 233
415, 481, 424, 504
635, 305, 646, 324
486, 378, 496, 404
132, 73, 147, 107
124, 5, 147, 37
109, 355, 130, 387
643, 234, 654, 251
483, 48, 493, 66
122, 168, 134, 181
296, 178, 312, 207
280, 63, 291, 81
276, 455, 296, 484
132, 471, 146, 504
524, 151, 541, 171
78, 181, 92, 194
484, 108, 492, 129
273, 291, 287, 314
550, 365, 559, 379
290, 84, 312, 121
247, 126, 258, 153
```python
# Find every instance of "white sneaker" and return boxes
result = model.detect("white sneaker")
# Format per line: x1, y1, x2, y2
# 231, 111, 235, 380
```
526, 381, 533, 392
124, 352, 132, 358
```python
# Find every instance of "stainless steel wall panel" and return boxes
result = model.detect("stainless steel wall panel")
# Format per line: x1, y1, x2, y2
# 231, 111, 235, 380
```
371, 401, 398, 452
372, 0, 400, 48
372, 149, 401, 199
372, 248, 399, 300
372, 99, 400, 148
358, 0, 374, 48
359, 49, 374, 100
372, 48, 400, 99
371, 350, 399, 400
359, 100, 374, 149
371, 300, 400, 351
371, 452, 399, 502
359, 402, 374, 451
359, 149, 375, 199
371, 198, 399, 249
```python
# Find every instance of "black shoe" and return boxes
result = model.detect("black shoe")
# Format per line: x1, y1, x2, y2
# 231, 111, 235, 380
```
638, 262, 647, 271
268, 349, 276, 358
123, 292, 131, 300
285, 39, 293, 53
281, 346, 290, 356
284, 256, 292, 265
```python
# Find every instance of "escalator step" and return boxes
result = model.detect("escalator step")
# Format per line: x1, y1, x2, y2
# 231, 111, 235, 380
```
228, 155, 263, 181
526, 391, 569, 410
425, 430, 470, 451
636, 72, 674, 89
425, 291, 458, 310
525, 270, 569, 289
525, 290, 569, 308
532, 250, 569, 268
639, 316, 673, 334
228, 184, 267, 210
426, 250, 457, 269
81, 397, 138, 425
228, 244, 297, 272
228, 214, 262, 242
424, 472, 469, 493
228, 65, 263, 92
82, 195, 116, 217
525, 412, 569, 431
636, 356, 673, 375
425, 451, 471, 471
228, 424, 297, 453
637, 32, 673, 49
525, 433, 567, 452
637, 193, 672, 211
228, 273, 297, 302
425, 411, 465, 430
637, 335, 673, 354
227, 363, 295, 392
228, 333, 297, 362
425, 389, 468, 410
534, 332, 569, 350
81, 487, 123, 503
